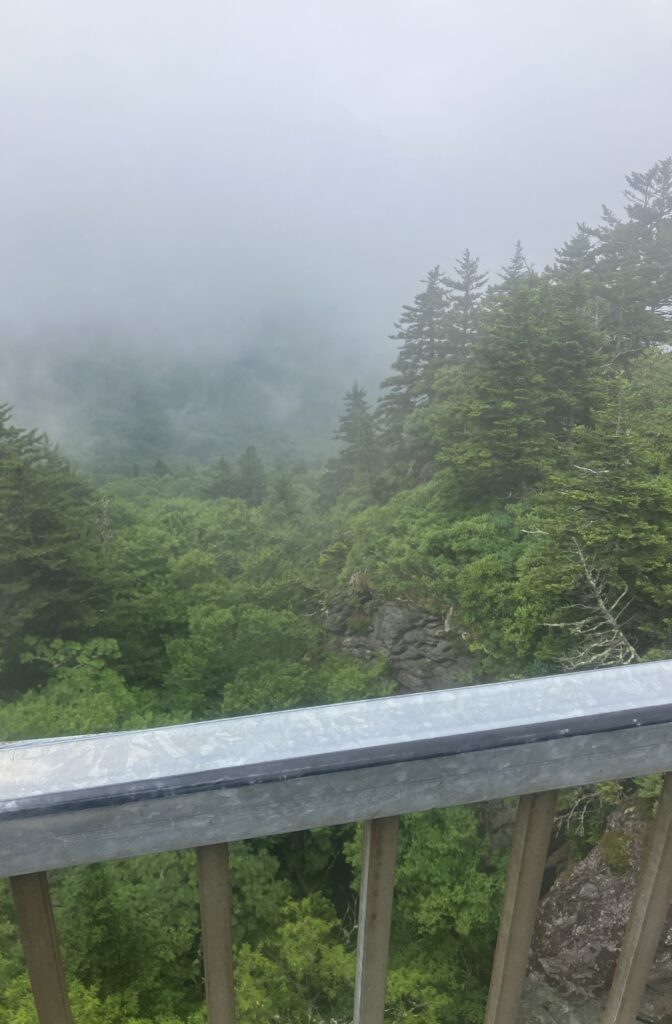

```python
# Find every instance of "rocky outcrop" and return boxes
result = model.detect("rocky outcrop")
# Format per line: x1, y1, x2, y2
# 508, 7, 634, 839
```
520, 803, 672, 1024
324, 588, 475, 691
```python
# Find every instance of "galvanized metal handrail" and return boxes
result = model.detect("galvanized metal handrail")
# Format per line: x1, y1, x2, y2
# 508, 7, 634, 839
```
3, 660, 672, 1024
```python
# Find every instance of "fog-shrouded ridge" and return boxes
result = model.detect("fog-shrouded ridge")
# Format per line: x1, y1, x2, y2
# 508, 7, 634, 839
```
1, 0, 671, 461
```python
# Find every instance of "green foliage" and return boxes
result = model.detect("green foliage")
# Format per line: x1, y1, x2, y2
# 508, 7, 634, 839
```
443, 248, 488, 353
633, 774, 664, 812
0, 639, 156, 740
347, 807, 505, 1022
378, 267, 451, 440
166, 604, 320, 713
234, 895, 353, 1024
436, 278, 601, 506
341, 481, 457, 609
222, 656, 392, 718
393, 808, 504, 949
600, 832, 632, 875
54, 854, 200, 1017
321, 382, 382, 506
237, 447, 267, 507
0, 407, 109, 696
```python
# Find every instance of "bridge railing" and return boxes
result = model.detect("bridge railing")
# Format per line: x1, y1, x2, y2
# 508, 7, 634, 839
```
2, 660, 672, 1024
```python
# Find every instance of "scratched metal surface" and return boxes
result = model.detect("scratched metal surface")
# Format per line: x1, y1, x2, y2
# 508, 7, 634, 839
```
1, 661, 672, 876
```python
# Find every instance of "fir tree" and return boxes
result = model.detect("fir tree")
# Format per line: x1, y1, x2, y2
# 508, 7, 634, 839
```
321, 383, 380, 502
624, 157, 672, 229
442, 248, 488, 359
497, 241, 531, 289
585, 159, 672, 360
437, 278, 601, 505
377, 267, 450, 437
516, 373, 672, 666
553, 223, 595, 280
0, 406, 108, 695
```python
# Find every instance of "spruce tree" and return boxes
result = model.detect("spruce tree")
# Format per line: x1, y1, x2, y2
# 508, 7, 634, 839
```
497, 241, 531, 289
585, 159, 672, 360
0, 406, 108, 695
438, 283, 550, 504
437, 277, 601, 505
321, 383, 380, 503
624, 157, 672, 228
553, 223, 595, 280
516, 374, 672, 666
442, 249, 488, 359
377, 267, 450, 438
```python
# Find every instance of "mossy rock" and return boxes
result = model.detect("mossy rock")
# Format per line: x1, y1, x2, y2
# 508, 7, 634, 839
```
600, 831, 632, 875
346, 610, 371, 636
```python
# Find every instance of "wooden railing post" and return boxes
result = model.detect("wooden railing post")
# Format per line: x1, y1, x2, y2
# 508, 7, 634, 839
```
601, 772, 672, 1024
10, 872, 73, 1024
197, 844, 237, 1024
484, 790, 558, 1024
353, 815, 399, 1024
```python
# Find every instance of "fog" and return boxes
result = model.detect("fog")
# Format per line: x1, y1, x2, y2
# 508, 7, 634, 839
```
1, 0, 671, 458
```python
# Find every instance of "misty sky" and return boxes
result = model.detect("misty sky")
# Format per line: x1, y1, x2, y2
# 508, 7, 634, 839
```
1, 0, 671, 371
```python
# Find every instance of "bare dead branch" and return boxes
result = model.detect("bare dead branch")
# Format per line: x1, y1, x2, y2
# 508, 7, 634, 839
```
545, 539, 640, 670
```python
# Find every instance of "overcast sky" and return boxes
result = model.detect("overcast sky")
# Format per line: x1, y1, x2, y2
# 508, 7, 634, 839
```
1, 0, 671, 371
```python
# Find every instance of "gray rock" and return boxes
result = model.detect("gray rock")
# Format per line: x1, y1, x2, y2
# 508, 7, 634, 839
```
520, 978, 602, 1024
520, 802, 672, 1024
323, 591, 476, 691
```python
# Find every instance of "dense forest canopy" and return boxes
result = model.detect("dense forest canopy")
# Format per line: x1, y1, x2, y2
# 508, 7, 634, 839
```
1, 158, 672, 1023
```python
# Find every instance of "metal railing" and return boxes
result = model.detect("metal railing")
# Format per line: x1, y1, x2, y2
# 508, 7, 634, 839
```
2, 660, 672, 1024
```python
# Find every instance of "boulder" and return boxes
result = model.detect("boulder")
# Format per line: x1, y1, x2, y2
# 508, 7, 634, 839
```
520, 802, 672, 1024
323, 591, 475, 691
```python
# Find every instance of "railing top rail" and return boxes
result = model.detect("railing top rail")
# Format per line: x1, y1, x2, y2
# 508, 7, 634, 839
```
2, 661, 672, 876
2, 661, 672, 820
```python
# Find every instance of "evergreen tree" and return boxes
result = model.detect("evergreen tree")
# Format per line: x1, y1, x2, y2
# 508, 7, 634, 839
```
536, 277, 603, 437
442, 248, 488, 359
0, 406, 108, 695
321, 383, 380, 503
436, 278, 601, 505
623, 157, 672, 330
585, 159, 672, 361
437, 284, 550, 504
377, 267, 450, 438
335, 382, 378, 476
553, 223, 595, 280
497, 241, 531, 289
515, 374, 672, 666
237, 446, 267, 506
624, 157, 672, 228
